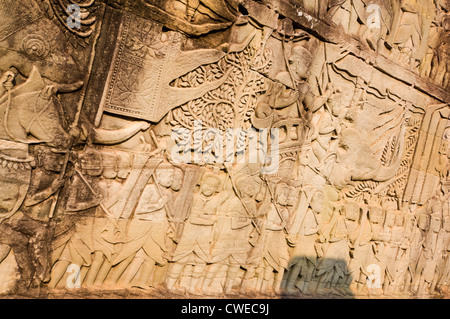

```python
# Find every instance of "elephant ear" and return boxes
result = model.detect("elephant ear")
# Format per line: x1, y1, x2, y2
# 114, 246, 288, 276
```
43, 0, 98, 48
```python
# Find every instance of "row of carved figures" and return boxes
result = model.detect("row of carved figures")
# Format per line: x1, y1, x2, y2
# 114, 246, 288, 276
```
44, 150, 450, 297
301, 0, 449, 89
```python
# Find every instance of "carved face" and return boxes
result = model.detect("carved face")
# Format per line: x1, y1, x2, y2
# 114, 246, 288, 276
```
418, 214, 430, 231
344, 201, 360, 221
236, 179, 256, 198
430, 214, 442, 232
200, 177, 220, 197
368, 206, 384, 224
287, 186, 299, 207
444, 216, 450, 232
310, 191, 325, 212
276, 183, 290, 206
288, 45, 312, 81
394, 212, 404, 227
384, 211, 395, 227
156, 167, 174, 188
171, 167, 184, 191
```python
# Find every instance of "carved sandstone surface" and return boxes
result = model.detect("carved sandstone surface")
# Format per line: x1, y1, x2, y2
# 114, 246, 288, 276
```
0, 0, 448, 299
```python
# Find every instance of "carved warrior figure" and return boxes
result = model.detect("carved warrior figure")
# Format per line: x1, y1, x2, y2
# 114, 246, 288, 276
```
202, 174, 264, 295
166, 172, 222, 295
105, 163, 177, 289
0, 66, 81, 292
283, 189, 321, 295
314, 187, 351, 295
0, 0, 450, 299
257, 182, 292, 295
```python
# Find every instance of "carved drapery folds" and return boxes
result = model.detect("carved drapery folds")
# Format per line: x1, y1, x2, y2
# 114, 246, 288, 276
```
0, 0, 449, 298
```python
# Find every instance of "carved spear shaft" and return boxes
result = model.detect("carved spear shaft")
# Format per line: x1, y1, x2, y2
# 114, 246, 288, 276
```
48, 17, 102, 219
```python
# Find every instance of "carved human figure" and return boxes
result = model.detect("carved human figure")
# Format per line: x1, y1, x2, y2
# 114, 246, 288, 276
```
254, 44, 313, 133
383, 210, 408, 295
437, 215, 450, 292
345, 201, 373, 296
257, 182, 291, 295
386, 0, 435, 67
326, 0, 365, 36
413, 206, 442, 295
314, 191, 351, 295
365, 204, 385, 295
406, 211, 429, 293
254, 43, 331, 134
80, 151, 133, 288
309, 83, 343, 166
110, 164, 176, 289
0, 67, 80, 292
391, 209, 415, 295
284, 189, 321, 295
166, 172, 222, 295
202, 175, 260, 295
359, 0, 393, 52
431, 15, 450, 87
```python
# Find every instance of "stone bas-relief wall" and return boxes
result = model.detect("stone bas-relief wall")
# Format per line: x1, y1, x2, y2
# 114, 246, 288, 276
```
0, 0, 449, 299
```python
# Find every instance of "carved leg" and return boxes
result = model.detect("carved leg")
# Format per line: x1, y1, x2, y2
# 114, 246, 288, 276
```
187, 263, 206, 295
131, 259, 156, 289
285, 262, 302, 294
273, 267, 285, 295
48, 244, 79, 289
224, 263, 240, 295
94, 258, 112, 287
150, 264, 168, 287
202, 263, 222, 295
260, 260, 275, 295
240, 265, 257, 294
166, 262, 187, 294
118, 256, 144, 287
84, 251, 104, 287
0, 223, 34, 293
104, 254, 136, 288
8, 212, 52, 283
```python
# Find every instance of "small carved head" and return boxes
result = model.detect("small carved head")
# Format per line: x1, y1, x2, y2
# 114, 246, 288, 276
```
310, 190, 325, 213
287, 186, 300, 207
288, 44, 312, 81
368, 206, 384, 224
418, 213, 430, 231
117, 152, 132, 180
235, 175, 256, 198
199, 172, 221, 197
101, 152, 118, 179
275, 182, 290, 206
156, 164, 175, 188
394, 211, 405, 227
430, 213, 442, 232
444, 215, 450, 232
343, 200, 360, 221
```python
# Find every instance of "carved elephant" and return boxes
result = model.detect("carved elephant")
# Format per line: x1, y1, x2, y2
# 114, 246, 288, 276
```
327, 127, 405, 188
0, 0, 84, 88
